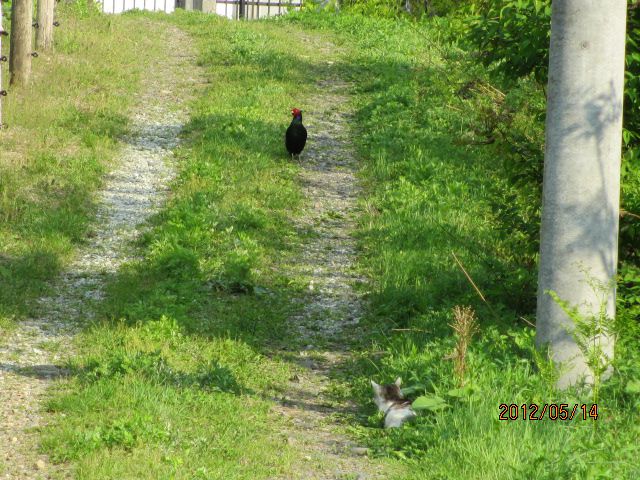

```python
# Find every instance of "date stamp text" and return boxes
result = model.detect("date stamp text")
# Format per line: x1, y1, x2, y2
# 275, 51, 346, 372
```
498, 403, 598, 421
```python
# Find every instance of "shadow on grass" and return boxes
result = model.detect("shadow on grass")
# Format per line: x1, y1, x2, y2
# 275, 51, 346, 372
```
0, 363, 71, 381
345, 53, 541, 319
0, 250, 62, 319
77, 350, 246, 395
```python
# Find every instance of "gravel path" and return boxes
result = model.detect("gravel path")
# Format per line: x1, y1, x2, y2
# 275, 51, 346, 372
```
0, 24, 204, 479
273, 68, 394, 479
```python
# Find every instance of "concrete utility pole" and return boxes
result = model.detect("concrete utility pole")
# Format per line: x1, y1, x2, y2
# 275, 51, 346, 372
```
536, 0, 627, 388
36, 0, 55, 51
9, 0, 33, 86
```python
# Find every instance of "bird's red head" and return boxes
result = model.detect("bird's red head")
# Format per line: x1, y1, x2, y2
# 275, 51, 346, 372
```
291, 108, 302, 117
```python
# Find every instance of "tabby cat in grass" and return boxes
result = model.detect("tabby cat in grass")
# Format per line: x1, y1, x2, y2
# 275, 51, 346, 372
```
371, 377, 417, 428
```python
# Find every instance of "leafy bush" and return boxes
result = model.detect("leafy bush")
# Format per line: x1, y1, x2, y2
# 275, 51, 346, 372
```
464, 0, 640, 316
339, 0, 472, 18
467, 0, 551, 82
342, 0, 398, 17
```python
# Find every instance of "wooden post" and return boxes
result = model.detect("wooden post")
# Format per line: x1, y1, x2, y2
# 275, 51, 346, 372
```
10, 0, 33, 86
36, 0, 55, 51
0, 0, 4, 127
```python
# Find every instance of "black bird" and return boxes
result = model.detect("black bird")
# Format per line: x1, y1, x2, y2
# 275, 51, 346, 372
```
285, 108, 307, 159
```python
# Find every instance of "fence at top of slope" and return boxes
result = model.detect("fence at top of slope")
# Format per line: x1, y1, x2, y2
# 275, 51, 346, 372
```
99, 0, 303, 20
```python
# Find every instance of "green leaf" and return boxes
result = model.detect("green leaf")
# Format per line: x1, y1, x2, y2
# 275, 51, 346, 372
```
392, 450, 409, 460
625, 380, 640, 394
400, 383, 426, 396
412, 395, 449, 411
446, 388, 467, 398
446, 384, 478, 398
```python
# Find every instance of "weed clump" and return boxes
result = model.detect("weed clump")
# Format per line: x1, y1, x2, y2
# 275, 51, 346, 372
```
448, 305, 478, 386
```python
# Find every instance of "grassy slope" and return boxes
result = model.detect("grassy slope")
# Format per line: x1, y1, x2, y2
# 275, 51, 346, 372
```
284, 11, 640, 480
0, 4, 167, 330
40, 9, 403, 479
13, 5, 638, 480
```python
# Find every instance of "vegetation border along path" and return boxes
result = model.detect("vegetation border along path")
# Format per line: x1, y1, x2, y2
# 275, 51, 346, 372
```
0, 21, 204, 479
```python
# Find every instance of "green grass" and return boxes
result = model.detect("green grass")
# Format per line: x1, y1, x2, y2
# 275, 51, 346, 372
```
0, 3, 167, 328
43, 317, 297, 478
8, 4, 639, 479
